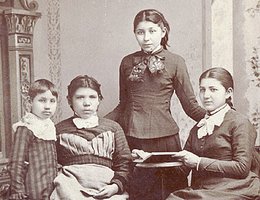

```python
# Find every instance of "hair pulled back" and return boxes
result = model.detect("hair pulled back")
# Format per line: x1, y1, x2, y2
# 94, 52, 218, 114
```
67, 75, 103, 107
133, 9, 170, 49
199, 67, 234, 109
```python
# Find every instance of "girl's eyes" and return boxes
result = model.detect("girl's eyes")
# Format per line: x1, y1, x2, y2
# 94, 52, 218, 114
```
199, 88, 218, 92
135, 29, 156, 35
50, 99, 56, 103
39, 99, 46, 102
38, 99, 56, 103
136, 30, 144, 35
75, 95, 97, 99
210, 88, 218, 92
89, 95, 98, 99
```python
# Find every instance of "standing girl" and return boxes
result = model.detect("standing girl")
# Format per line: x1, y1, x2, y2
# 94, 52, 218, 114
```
8, 79, 58, 200
167, 67, 260, 199
51, 75, 131, 200
105, 9, 205, 200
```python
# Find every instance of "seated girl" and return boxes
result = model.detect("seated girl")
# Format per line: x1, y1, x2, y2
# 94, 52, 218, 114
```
167, 67, 260, 199
51, 75, 132, 200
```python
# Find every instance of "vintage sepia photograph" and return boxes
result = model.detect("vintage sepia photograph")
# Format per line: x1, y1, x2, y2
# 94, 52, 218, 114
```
0, 0, 260, 199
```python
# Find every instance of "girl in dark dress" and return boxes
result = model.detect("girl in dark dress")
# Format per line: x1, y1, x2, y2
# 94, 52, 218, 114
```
167, 67, 260, 199
105, 9, 205, 200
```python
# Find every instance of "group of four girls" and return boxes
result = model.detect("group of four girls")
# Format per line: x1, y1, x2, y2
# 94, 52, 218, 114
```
8, 9, 260, 200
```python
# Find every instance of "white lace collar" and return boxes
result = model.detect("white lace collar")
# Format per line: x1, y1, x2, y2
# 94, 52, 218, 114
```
72, 114, 99, 129
12, 112, 56, 141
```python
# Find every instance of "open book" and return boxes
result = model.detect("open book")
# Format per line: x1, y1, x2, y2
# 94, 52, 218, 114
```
132, 150, 181, 163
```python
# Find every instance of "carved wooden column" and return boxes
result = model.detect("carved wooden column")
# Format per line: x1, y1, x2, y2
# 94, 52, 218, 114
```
4, 8, 40, 126
0, 1, 41, 197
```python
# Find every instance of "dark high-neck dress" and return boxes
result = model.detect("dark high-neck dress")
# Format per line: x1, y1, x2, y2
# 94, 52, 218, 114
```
167, 109, 260, 199
106, 48, 205, 139
106, 48, 206, 200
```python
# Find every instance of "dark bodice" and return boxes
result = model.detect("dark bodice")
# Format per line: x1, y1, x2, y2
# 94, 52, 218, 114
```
106, 49, 205, 139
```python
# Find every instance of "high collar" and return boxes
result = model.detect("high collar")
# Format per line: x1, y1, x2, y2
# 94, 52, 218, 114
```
208, 103, 228, 116
72, 114, 99, 129
12, 112, 56, 141
142, 45, 164, 55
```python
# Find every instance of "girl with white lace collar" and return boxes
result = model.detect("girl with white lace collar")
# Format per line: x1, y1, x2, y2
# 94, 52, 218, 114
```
8, 79, 58, 200
167, 67, 260, 200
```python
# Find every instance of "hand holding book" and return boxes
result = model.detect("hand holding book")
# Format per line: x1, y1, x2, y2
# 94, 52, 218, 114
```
132, 149, 152, 162
170, 150, 201, 168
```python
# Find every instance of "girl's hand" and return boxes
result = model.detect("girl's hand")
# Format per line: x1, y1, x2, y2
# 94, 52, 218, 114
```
172, 150, 200, 168
9, 192, 28, 199
93, 183, 119, 198
131, 149, 150, 160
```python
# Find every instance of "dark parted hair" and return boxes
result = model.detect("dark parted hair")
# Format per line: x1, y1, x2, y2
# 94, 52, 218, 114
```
133, 9, 170, 50
199, 67, 234, 109
28, 79, 58, 100
67, 75, 103, 106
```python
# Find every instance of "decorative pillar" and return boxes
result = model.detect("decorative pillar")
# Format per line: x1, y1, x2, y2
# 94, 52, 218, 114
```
4, 8, 41, 126
47, 0, 62, 123
0, 1, 41, 196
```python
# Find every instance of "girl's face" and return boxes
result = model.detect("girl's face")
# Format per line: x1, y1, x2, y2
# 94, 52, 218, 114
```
71, 87, 100, 119
31, 90, 57, 120
199, 78, 232, 112
135, 21, 166, 52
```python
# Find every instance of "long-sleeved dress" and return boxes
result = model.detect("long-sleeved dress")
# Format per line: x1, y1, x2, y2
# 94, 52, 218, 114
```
105, 47, 206, 200
9, 113, 57, 200
51, 117, 132, 200
167, 109, 260, 199
105, 48, 205, 139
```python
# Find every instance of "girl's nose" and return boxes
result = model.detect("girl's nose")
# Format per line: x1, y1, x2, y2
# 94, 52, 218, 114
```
144, 32, 150, 41
44, 102, 51, 109
83, 99, 91, 106
204, 90, 211, 98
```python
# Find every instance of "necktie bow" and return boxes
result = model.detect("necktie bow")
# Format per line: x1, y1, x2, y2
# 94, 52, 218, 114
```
197, 115, 215, 139
197, 104, 230, 139
73, 116, 99, 129
128, 49, 165, 82
144, 54, 165, 74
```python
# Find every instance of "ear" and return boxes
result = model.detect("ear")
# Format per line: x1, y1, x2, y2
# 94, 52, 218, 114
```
67, 96, 72, 106
161, 27, 167, 38
26, 98, 32, 112
225, 87, 233, 98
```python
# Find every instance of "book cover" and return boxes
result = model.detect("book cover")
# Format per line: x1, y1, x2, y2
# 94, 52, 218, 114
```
133, 150, 181, 163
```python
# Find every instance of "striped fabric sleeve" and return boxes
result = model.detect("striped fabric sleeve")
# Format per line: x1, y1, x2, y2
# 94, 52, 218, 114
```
9, 126, 31, 194
111, 125, 131, 193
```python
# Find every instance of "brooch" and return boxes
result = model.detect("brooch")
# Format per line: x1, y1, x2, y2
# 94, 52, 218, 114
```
128, 62, 146, 82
